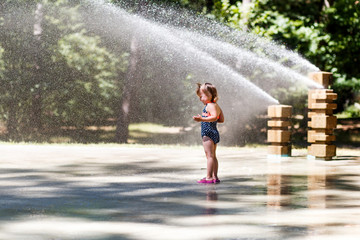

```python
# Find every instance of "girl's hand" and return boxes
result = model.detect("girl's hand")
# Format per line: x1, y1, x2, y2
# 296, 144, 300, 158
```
193, 114, 202, 122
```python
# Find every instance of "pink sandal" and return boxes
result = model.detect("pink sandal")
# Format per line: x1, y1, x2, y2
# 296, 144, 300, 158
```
197, 178, 215, 184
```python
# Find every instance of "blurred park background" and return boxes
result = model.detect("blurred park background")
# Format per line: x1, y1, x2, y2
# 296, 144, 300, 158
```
0, 0, 359, 147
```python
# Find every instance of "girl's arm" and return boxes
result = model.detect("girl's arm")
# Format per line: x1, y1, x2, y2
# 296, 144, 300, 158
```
193, 103, 220, 122
218, 108, 224, 123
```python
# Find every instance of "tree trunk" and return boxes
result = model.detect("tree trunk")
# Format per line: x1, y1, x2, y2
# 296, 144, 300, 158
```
323, 0, 335, 9
318, 0, 334, 22
241, 0, 251, 31
31, 3, 43, 132
115, 36, 139, 143
7, 100, 17, 140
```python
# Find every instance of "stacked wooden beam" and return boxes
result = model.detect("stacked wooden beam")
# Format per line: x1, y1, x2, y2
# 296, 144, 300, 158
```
267, 105, 292, 157
307, 72, 337, 160
308, 72, 333, 89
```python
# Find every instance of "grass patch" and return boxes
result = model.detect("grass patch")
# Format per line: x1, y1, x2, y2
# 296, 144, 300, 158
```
129, 123, 182, 134
0, 122, 193, 145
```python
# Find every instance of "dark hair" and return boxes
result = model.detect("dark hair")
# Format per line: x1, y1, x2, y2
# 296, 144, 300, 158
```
196, 82, 218, 102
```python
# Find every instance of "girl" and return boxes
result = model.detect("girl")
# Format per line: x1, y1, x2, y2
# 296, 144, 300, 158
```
193, 83, 224, 184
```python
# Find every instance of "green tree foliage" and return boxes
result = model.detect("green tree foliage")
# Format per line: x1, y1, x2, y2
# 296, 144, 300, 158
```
0, 1, 37, 138
0, 0, 124, 140
49, 30, 120, 127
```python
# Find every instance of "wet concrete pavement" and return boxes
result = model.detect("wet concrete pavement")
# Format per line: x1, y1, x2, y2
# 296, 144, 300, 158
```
0, 144, 359, 240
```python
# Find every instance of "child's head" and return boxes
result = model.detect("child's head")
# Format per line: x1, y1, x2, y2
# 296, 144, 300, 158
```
196, 83, 218, 103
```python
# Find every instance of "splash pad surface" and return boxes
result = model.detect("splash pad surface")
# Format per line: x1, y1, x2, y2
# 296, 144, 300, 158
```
0, 144, 359, 240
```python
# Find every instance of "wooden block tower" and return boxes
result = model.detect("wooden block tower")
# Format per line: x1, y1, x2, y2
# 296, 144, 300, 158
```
307, 72, 337, 160
267, 105, 292, 158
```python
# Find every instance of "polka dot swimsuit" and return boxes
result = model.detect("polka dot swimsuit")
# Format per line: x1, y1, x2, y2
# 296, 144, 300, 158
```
201, 104, 220, 144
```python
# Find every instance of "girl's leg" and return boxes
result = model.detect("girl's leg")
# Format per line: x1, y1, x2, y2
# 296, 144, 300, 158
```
202, 136, 216, 180
213, 144, 218, 179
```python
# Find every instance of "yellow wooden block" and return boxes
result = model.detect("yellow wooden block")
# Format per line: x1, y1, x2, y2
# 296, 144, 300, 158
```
268, 105, 292, 118
309, 115, 337, 129
308, 72, 333, 88
267, 130, 291, 143
309, 103, 337, 110
267, 120, 291, 128
308, 89, 336, 106
308, 110, 334, 118
307, 130, 336, 143
308, 144, 336, 158
268, 145, 291, 156
311, 92, 337, 101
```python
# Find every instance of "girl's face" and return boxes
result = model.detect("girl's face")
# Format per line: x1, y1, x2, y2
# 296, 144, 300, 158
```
198, 89, 212, 105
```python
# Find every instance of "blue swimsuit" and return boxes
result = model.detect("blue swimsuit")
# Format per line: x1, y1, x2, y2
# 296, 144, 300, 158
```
201, 104, 220, 144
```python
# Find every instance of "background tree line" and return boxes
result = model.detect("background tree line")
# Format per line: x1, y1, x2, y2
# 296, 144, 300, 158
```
0, 0, 359, 144
1, 0, 122, 141
163, 0, 360, 113
0, 0, 197, 143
